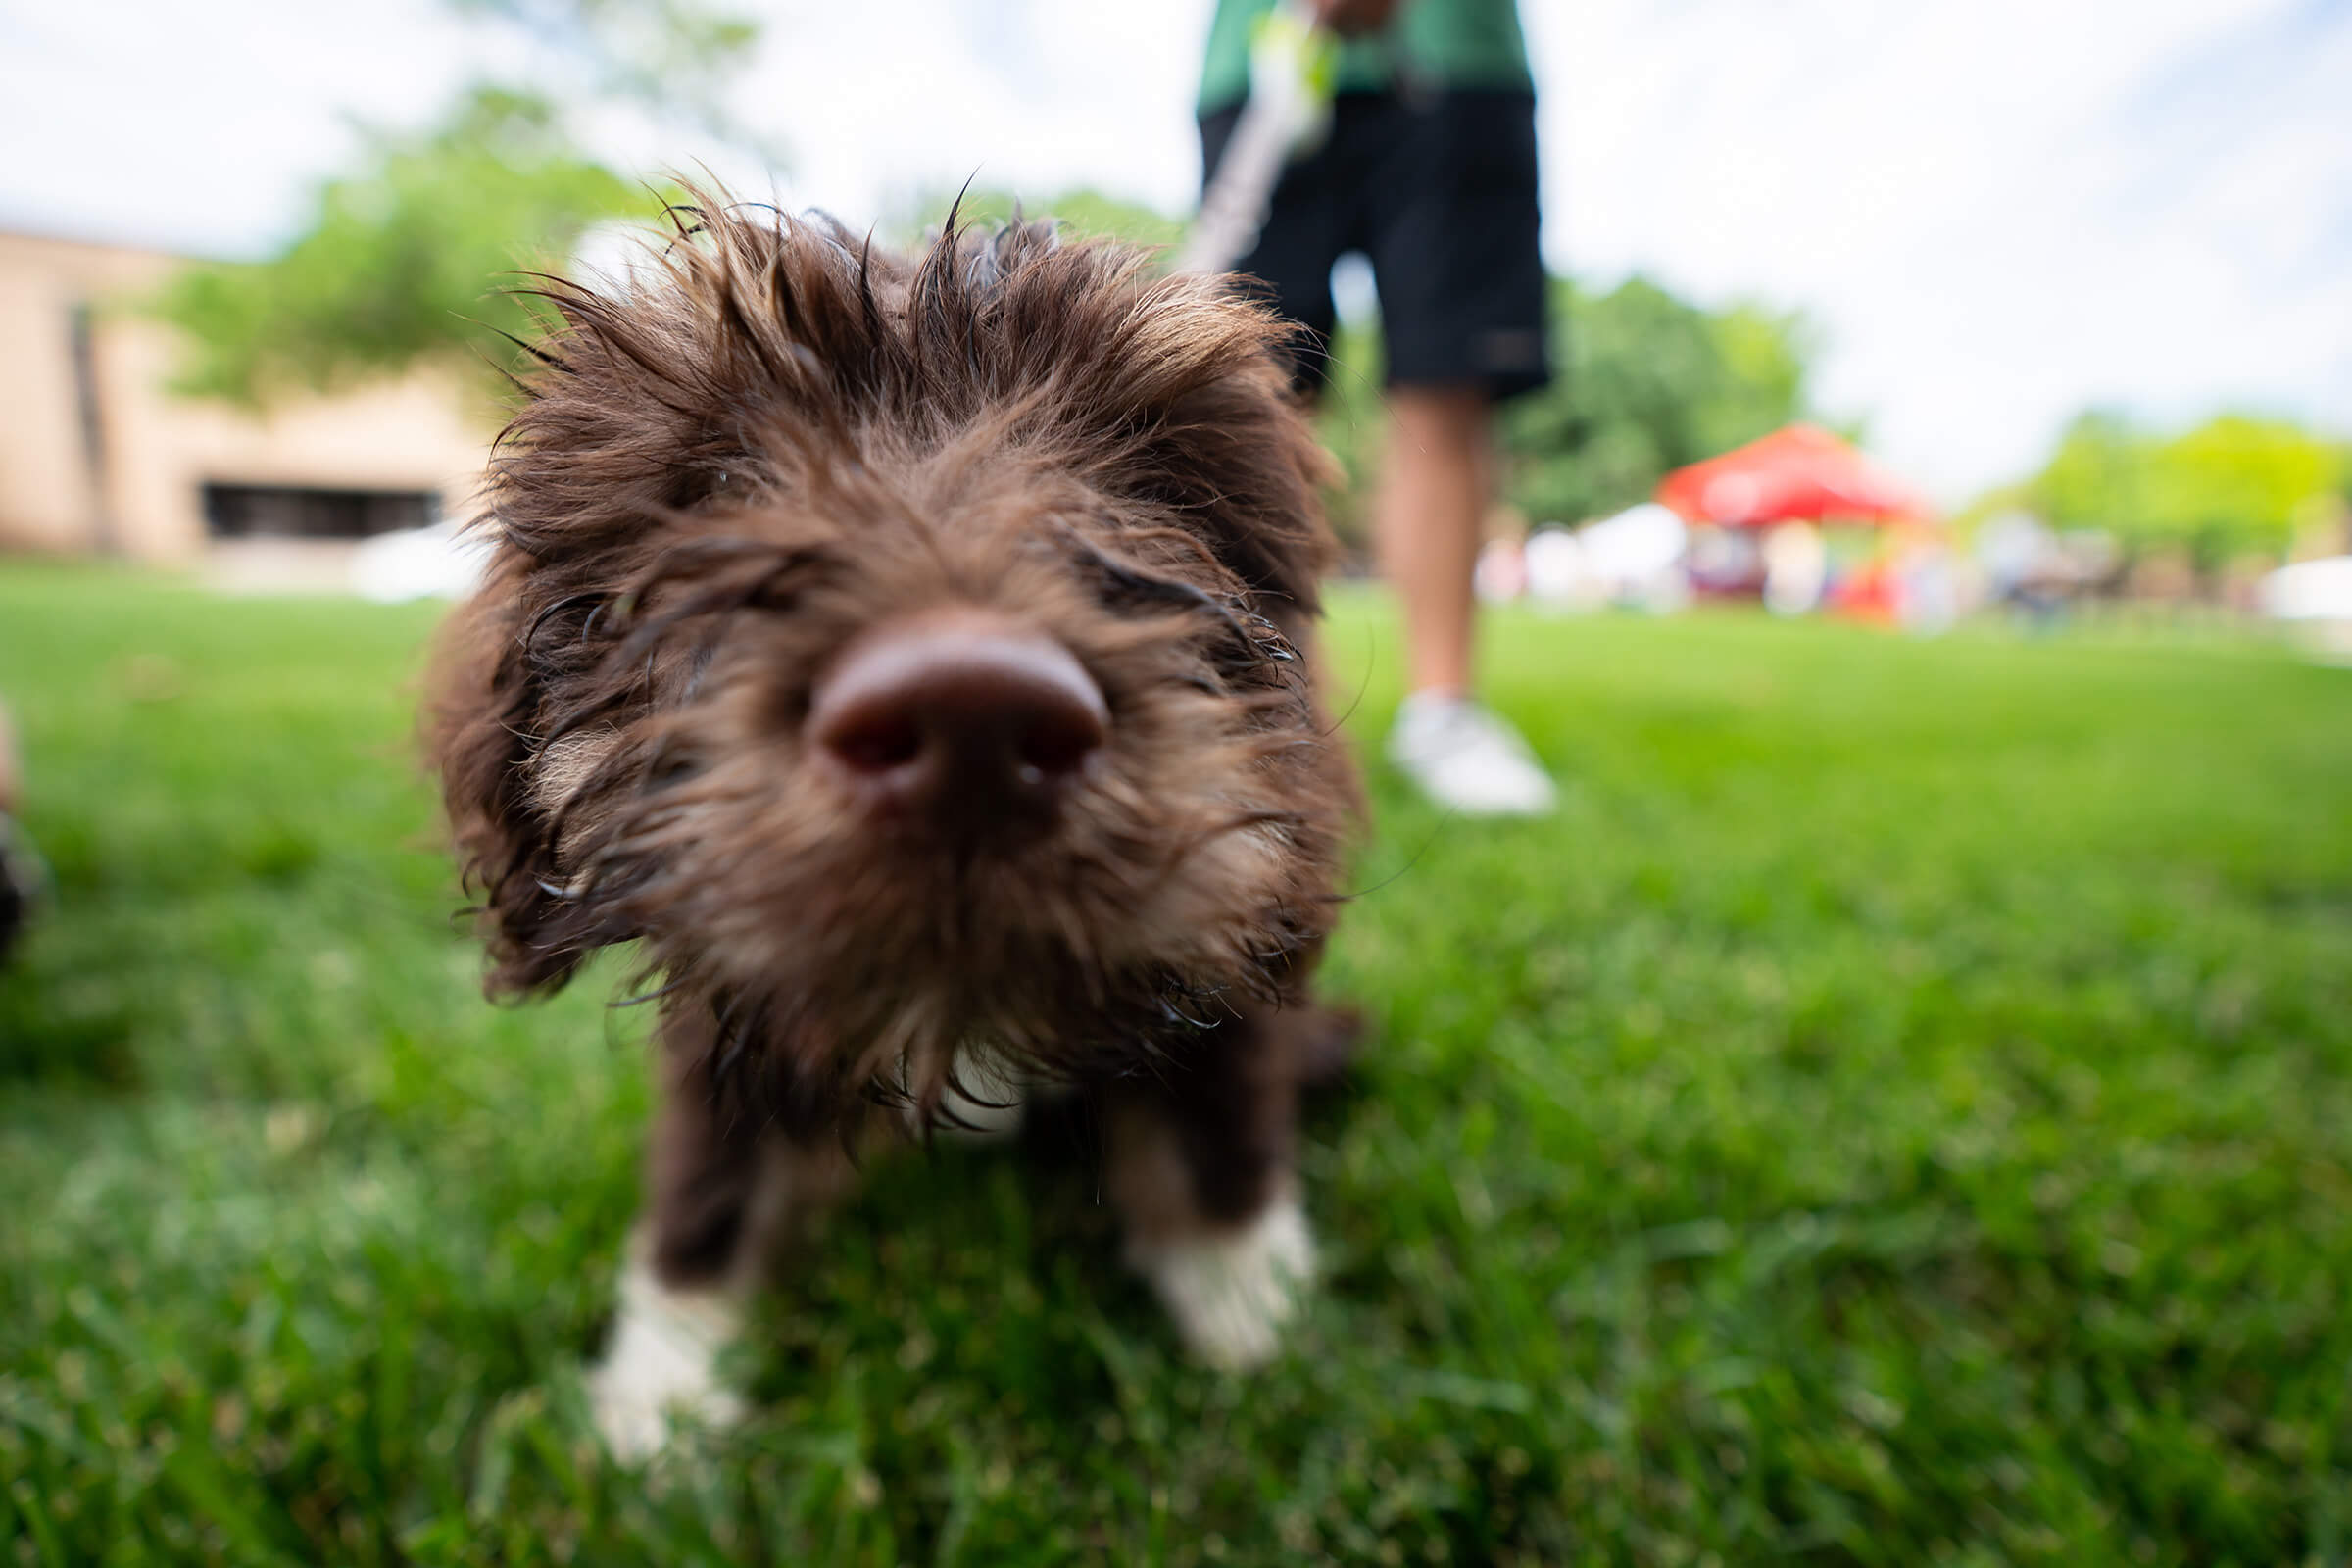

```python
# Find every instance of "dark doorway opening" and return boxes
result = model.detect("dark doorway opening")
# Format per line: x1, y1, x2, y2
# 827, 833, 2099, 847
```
202, 484, 439, 541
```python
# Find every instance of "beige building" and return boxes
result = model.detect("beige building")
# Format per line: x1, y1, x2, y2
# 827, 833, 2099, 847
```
0, 227, 491, 566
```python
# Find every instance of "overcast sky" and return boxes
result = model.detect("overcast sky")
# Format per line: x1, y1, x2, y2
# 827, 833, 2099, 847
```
2, 0, 2345, 502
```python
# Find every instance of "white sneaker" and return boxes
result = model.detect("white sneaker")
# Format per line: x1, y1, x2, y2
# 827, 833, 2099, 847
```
1386, 693, 1558, 817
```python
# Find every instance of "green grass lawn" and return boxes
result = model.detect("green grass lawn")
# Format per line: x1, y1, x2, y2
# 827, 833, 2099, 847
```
3, 561, 2349, 1566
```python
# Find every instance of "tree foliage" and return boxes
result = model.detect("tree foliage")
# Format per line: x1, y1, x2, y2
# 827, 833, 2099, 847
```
451, 0, 775, 158
151, 0, 766, 414
907, 186, 1186, 253
154, 88, 641, 410
2029, 411, 2349, 561
1501, 276, 1813, 526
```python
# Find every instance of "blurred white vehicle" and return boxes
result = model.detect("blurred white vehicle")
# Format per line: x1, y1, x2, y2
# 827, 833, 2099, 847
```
2260, 555, 2352, 663
1522, 526, 1595, 610
1525, 505, 1689, 612
350, 520, 493, 603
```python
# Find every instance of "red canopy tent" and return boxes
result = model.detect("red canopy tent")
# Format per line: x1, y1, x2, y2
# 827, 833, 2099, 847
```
1656, 424, 1933, 528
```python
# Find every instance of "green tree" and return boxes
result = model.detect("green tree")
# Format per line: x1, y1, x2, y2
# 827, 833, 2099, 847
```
151, 0, 766, 413
452, 0, 777, 160
906, 186, 1186, 252
2028, 410, 2349, 563
154, 88, 640, 410
1501, 275, 1814, 526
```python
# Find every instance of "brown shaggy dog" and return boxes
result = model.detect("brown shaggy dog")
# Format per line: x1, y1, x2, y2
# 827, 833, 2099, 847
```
425, 197, 1358, 1457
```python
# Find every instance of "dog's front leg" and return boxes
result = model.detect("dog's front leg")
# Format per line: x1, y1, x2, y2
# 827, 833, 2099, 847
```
1104, 1005, 1314, 1369
590, 1007, 857, 1461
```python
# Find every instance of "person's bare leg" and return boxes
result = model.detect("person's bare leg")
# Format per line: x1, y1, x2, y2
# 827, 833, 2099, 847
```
1376, 382, 1556, 815
1375, 383, 1492, 698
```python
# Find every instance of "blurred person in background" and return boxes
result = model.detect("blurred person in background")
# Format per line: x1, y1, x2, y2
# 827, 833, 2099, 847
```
1199, 0, 1556, 815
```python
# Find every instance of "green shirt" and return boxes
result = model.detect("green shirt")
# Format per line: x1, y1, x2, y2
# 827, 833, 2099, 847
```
1198, 0, 1533, 114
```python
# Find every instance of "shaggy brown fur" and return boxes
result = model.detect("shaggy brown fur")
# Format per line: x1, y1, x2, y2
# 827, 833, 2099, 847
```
425, 195, 1356, 1312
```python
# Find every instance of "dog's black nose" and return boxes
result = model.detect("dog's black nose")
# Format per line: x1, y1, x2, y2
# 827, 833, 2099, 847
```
808, 611, 1107, 834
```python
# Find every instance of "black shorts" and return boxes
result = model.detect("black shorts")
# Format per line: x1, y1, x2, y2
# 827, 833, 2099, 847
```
1199, 88, 1550, 402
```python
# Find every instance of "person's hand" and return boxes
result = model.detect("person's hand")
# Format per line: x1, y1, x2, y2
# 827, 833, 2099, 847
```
1311, 0, 1404, 37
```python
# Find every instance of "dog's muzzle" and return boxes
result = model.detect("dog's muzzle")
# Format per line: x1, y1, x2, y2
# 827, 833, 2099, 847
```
808, 609, 1106, 843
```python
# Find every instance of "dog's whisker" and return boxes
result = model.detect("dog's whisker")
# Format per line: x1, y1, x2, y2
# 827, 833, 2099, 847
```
608, 967, 693, 1009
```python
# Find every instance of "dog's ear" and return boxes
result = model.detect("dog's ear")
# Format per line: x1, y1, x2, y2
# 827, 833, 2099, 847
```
1136, 296, 1337, 619
988, 242, 1340, 618
424, 566, 591, 998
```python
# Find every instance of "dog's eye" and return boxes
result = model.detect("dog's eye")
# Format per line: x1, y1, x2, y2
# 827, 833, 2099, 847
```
644, 748, 707, 790
1081, 553, 1222, 617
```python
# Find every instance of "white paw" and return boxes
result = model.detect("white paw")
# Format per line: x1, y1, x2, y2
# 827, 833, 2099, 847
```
1128, 1197, 1314, 1370
587, 1258, 746, 1463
